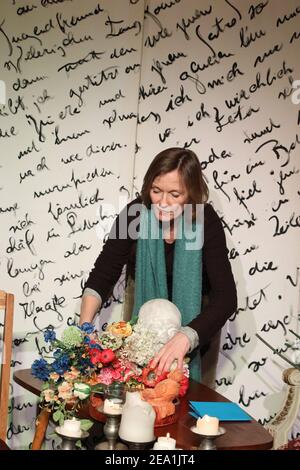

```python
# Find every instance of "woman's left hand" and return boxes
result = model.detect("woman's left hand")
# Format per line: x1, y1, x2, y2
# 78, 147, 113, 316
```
150, 332, 190, 375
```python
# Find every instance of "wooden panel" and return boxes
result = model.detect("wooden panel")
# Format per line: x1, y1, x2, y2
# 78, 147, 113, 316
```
0, 291, 14, 442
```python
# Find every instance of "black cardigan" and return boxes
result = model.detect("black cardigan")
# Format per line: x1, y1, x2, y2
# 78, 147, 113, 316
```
84, 198, 237, 349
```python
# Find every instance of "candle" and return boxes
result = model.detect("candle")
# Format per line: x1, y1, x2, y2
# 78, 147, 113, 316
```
61, 418, 81, 437
103, 398, 123, 415
196, 415, 219, 435
153, 433, 176, 450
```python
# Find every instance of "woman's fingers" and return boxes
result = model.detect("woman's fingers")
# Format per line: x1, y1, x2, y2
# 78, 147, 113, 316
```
152, 332, 190, 375
150, 345, 167, 370
156, 351, 174, 375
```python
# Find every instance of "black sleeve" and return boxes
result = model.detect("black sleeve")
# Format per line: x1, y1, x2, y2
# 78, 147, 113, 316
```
188, 203, 237, 346
83, 198, 142, 303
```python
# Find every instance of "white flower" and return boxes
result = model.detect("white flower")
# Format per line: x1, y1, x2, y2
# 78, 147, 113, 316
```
123, 324, 163, 366
73, 383, 91, 400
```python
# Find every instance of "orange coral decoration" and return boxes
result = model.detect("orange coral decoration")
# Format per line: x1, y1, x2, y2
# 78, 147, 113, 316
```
141, 369, 184, 421
90, 393, 104, 410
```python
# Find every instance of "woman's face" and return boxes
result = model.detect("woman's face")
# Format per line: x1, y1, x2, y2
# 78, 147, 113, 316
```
149, 170, 189, 222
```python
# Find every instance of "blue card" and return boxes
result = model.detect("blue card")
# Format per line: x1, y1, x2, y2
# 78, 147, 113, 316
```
189, 401, 251, 421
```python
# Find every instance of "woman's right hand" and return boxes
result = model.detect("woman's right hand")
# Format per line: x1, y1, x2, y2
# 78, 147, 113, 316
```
79, 294, 102, 325
150, 331, 190, 376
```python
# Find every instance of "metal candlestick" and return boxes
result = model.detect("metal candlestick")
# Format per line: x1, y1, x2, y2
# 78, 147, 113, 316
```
191, 426, 226, 450
55, 428, 89, 450
95, 412, 127, 450
94, 382, 127, 450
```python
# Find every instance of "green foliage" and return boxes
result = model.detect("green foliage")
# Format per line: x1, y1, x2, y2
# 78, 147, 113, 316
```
80, 419, 93, 431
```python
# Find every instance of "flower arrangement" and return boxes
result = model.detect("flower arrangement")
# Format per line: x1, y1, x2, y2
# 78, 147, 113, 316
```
31, 318, 189, 427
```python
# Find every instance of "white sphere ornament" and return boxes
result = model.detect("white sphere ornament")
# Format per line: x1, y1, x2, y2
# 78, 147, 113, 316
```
137, 299, 182, 344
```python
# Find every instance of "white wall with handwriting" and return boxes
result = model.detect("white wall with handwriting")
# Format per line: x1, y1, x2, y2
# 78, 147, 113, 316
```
0, 0, 300, 448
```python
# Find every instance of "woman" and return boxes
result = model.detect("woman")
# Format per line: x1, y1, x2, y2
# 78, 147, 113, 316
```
80, 147, 237, 383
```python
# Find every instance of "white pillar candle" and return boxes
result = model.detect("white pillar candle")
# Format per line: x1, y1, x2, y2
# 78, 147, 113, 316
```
103, 398, 123, 415
196, 415, 219, 435
153, 433, 176, 450
61, 418, 81, 436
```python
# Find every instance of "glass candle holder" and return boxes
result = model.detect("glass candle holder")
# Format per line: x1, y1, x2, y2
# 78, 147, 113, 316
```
95, 382, 127, 450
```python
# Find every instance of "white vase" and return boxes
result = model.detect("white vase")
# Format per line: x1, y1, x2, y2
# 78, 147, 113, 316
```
118, 391, 156, 443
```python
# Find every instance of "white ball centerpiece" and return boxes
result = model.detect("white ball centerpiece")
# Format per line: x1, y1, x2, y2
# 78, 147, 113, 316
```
137, 298, 181, 345
123, 299, 182, 367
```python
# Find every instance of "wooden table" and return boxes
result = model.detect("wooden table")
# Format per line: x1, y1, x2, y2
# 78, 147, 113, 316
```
14, 369, 273, 450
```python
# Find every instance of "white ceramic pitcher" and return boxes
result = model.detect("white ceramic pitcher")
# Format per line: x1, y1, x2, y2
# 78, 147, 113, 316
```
118, 391, 156, 443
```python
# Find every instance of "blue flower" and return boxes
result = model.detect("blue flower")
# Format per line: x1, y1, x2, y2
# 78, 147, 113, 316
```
51, 354, 70, 375
53, 349, 62, 358
31, 359, 50, 381
80, 322, 95, 334
44, 329, 56, 343
77, 356, 94, 371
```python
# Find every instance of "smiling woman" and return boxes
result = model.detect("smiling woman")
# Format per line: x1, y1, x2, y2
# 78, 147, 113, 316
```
149, 170, 188, 229
80, 147, 237, 386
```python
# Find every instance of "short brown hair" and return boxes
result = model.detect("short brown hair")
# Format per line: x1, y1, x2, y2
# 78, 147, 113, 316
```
141, 148, 209, 214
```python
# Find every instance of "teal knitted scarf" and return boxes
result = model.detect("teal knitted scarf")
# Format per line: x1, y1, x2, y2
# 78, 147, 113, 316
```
133, 205, 203, 382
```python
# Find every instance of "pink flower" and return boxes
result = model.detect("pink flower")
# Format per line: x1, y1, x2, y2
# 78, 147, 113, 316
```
122, 367, 135, 381
97, 367, 116, 385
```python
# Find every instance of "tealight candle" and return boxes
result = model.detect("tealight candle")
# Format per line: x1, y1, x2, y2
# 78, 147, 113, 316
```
103, 398, 123, 415
196, 415, 219, 435
61, 418, 81, 437
153, 433, 176, 450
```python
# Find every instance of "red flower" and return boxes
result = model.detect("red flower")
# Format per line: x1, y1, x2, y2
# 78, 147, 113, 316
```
178, 375, 189, 397
100, 349, 115, 365
89, 348, 103, 365
112, 369, 122, 381
111, 359, 122, 369
142, 365, 168, 387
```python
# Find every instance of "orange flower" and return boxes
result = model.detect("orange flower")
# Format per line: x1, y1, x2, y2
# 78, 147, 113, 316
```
49, 372, 60, 382
107, 321, 132, 337
57, 381, 73, 400
43, 389, 56, 402
63, 367, 80, 381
